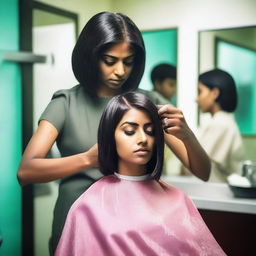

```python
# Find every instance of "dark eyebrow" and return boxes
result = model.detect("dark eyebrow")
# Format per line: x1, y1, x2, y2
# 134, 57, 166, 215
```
120, 121, 153, 127
144, 122, 154, 127
102, 54, 117, 59
102, 54, 135, 60
120, 122, 138, 127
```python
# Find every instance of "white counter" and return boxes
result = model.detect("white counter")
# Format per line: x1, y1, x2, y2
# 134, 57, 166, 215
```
163, 175, 256, 215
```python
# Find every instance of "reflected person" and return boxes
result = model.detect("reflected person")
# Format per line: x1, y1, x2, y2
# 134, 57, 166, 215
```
151, 63, 178, 175
151, 63, 177, 105
196, 69, 245, 182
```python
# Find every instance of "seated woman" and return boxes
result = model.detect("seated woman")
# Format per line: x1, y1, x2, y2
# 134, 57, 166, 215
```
196, 69, 245, 182
55, 92, 226, 255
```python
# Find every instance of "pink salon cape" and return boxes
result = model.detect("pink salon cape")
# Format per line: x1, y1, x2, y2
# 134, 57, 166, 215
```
55, 173, 226, 256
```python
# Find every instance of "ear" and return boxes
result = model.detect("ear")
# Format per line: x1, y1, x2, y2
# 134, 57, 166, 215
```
212, 88, 220, 100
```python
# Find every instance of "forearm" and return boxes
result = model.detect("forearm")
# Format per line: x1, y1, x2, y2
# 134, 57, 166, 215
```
182, 133, 211, 181
17, 151, 95, 186
158, 104, 211, 181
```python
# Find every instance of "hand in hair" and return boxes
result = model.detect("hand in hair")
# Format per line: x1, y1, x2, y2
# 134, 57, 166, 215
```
157, 104, 193, 140
157, 104, 211, 181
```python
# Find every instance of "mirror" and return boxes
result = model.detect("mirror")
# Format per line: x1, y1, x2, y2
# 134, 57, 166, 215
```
198, 26, 256, 171
140, 28, 177, 105
139, 28, 180, 176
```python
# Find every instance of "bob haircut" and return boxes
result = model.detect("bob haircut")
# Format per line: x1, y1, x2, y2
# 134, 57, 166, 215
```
72, 12, 145, 96
98, 92, 164, 180
198, 69, 238, 112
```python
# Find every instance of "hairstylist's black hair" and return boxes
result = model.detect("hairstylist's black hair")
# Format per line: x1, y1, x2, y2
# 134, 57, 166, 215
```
98, 92, 164, 180
199, 69, 238, 112
72, 12, 145, 96
151, 63, 177, 87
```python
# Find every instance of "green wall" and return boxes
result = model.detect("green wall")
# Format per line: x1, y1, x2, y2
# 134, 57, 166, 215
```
0, 0, 22, 255
217, 40, 256, 135
140, 29, 177, 92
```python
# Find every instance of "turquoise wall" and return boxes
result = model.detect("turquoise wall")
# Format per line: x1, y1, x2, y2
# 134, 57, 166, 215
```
217, 40, 256, 135
140, 29, 177, 92
0, 0, 22, 255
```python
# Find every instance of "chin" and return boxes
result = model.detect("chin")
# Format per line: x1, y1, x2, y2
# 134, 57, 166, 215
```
108, 85, 123, 90
135, 159, 151, 166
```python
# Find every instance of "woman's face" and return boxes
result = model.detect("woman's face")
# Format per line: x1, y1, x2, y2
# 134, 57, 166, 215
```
114, 108, 155, 175
98, 42, 135, 97
196, 82, 217, 113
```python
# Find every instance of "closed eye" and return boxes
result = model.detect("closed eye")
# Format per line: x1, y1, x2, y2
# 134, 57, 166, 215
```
124, 130, 135, 135
101, 54, 135, 67
124, 56, 135, 66
101, 57, 116, 66
144, 123, 154, 136
145, 129, 154, 136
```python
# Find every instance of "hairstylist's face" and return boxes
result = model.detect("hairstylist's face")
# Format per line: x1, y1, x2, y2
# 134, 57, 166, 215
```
98, 42, 135, 97
196, 82, 217, 113
114, 108, 155, 176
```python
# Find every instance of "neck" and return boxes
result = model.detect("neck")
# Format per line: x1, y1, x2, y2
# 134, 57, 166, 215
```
210, 103, 222, 116
117, 162, 147, 176
97, 85, 121, 98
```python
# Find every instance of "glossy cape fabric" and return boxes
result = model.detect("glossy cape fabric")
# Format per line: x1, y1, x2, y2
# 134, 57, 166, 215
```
55, 175, 226, 256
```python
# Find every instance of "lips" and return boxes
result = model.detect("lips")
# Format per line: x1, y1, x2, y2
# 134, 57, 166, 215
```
134, 148, 149, 153
109, 79, 124, 83
133, 148, 150, 156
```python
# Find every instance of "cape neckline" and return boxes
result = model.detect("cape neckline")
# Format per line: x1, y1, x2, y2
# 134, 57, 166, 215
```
114, 172, 151, 181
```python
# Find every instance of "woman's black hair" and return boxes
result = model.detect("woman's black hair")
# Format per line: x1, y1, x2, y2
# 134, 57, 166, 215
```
72, 12, 145, 96
98, 92, 164, 180
198, 69, 238, 112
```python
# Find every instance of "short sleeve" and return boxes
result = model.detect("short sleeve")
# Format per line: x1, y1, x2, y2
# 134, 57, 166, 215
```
39, 90, 68, 132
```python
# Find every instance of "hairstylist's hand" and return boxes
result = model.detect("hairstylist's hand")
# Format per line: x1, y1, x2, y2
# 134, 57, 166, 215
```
86, 144, 99, 168
157, 104, 193, 141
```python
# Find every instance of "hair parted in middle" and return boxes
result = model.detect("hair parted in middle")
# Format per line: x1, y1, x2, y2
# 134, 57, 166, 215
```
72, 12, 145, 96
98, 92, 164, 180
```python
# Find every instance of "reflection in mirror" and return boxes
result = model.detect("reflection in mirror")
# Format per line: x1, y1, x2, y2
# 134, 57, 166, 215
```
139, 29, 180, 176
216, 38, 256, 135
198, 26, 256, 183
140, 29, 177, 105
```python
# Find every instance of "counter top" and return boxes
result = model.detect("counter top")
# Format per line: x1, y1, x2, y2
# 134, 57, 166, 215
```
163, 175, 256, 215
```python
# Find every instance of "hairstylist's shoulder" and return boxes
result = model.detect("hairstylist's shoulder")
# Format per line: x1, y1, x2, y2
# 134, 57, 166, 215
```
136, 88, 169, 105
52, 84, 81, 100
39, 84, 81, 132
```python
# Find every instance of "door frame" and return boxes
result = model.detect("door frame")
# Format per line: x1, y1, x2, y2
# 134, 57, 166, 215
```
19, 1, 78, 254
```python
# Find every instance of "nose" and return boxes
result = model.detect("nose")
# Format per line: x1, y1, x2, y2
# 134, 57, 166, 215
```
114, 62, 125, 77
137, 129, 147, 145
